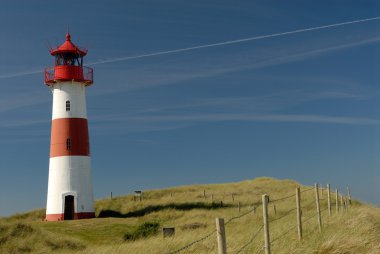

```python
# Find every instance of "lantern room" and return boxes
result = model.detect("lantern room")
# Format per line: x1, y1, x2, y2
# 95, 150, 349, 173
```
44, 33, 93, 86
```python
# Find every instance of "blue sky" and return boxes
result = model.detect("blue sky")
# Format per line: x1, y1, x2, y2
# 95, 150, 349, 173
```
1, 0, 380, 216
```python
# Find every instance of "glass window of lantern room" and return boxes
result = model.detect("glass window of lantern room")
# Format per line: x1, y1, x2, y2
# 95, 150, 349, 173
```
66, 100, 70, 111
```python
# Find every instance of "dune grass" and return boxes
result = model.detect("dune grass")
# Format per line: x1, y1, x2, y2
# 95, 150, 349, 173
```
0, 177, 379, 253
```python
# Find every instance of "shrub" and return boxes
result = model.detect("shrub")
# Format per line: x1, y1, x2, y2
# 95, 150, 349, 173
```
123, 222, 160, 241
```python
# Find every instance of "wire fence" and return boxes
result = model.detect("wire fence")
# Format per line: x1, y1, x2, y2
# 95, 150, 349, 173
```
235, 224, 264, 254
165, 183, 352, 254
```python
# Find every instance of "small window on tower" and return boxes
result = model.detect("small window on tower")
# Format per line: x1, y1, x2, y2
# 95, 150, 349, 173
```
66, 138, 71, 150
66, 100, 70, 111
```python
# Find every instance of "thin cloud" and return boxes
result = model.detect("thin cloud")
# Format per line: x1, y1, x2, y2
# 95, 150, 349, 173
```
1, 16, 380, 79
124, 113, 380, 126
87, 16, 380, 65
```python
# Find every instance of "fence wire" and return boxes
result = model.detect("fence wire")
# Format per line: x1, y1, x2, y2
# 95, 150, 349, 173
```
225, 205, 261, 225
270, 207, 297, 223
271, 193, 296, 203
271, 224, 298, 244
166, 184, 346, 254
165, 229, 216, 254
300, 186, 314, 193
235, 224, 264, 254
166, 204, 260, 253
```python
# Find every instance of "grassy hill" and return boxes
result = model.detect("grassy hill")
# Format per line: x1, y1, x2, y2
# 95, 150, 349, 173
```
0, 177, 379, 253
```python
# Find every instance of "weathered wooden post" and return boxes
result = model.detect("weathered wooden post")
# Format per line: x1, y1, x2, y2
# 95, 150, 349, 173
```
315, 184, 322, 232
262, 194, 271, 254
203, 189, 206, 199
327, 184, 331, 217
238, 202, 241, 213
347, 186, 352, 205
335, 189, 339, 213
231, 193, 235, 202
273, 204, 277, 216
340, 195, 344, 213
216, 218, 227, 254
343, 197, 346, 212
296, 187, 302, 240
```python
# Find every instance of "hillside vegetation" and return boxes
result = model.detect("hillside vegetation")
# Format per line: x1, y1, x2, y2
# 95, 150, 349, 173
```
0, 177, 379, 253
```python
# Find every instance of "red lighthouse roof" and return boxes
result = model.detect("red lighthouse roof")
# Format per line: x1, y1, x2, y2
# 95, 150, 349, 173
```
50, 33, 87, 56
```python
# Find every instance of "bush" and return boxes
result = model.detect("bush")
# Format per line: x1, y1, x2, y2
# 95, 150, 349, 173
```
123, 222, 160, 241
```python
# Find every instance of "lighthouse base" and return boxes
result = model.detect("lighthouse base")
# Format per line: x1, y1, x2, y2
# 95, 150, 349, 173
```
45, 212, 95, 221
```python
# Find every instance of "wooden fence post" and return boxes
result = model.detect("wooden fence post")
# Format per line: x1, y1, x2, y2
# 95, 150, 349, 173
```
340, 195, 344, 213
347, 186, 352, 205
216, 218, 227, 254
273, 204, 277, 216
203, 190, 206, 199
296, 187, 302, 241
315, 184, 322, 232
262, 194, 271, 254
327, 184, 331, 217
238, 202, 240, 213
335, 189, 339, 213
343, 197, 346, 212
231, 193, 235, 202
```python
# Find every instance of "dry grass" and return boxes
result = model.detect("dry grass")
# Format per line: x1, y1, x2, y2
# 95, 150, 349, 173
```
0, 177, 379, 253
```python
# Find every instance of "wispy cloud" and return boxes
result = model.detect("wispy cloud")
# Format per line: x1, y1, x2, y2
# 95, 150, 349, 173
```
1, 16, 380, 80
89, 35, 380, 96
125, 113, 379, 126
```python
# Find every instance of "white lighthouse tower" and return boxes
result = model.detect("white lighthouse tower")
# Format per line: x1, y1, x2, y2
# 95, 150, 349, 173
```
44, 33, 95, 221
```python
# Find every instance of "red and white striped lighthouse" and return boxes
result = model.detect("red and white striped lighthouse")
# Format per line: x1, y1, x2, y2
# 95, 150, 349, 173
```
44, 33, 95, 221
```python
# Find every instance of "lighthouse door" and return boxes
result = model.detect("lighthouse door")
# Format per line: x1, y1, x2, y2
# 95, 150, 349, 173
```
64, 195, 75, 220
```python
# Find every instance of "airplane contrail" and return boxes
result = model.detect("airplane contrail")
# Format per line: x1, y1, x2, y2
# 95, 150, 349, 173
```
1, 16, 380, 79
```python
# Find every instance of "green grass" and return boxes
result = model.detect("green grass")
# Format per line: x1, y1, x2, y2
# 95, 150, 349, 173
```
123, 221, 160, 241
0, 177, 379, 253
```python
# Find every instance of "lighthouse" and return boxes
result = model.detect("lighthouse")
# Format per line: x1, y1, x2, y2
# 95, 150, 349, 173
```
44, 33, 95, 221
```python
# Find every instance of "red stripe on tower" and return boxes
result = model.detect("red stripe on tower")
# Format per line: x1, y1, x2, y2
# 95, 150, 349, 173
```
50, 118, 90, 157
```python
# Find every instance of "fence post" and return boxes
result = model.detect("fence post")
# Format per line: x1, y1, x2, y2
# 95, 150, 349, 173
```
347, 186, 352, 205
203, 190, 206, 199
216, 218, 227, 254
315, 184, 322, 232
327, 184, 331, 217
335, 189, 339, 213
296, 187, 302, 241
238, 202, 240, 213
273, 204, 277, 216
231, 193, 235, 202
262, 194, 271, 254
110, 192, 113, 200
343, 197, 347, 212
340, 195, 344, 213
